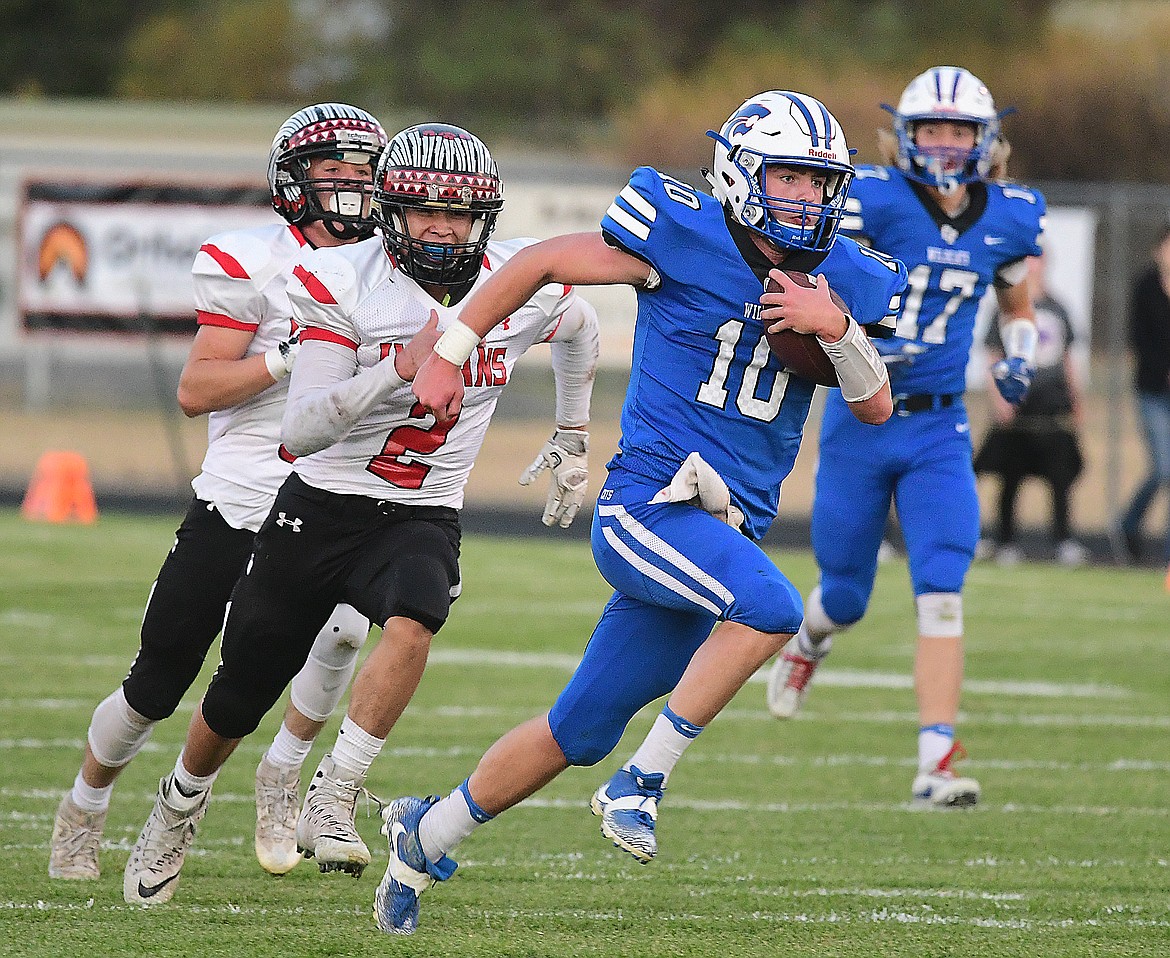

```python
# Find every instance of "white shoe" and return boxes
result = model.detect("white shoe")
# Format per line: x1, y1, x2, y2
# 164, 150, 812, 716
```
255, 756, 302, 876
911, 742, 980, 808
1056, 539, 1089, 567
295, 754, 370, 876
123, 775, 210, 905
765, 639, 830, 719
49, 793, 105, 879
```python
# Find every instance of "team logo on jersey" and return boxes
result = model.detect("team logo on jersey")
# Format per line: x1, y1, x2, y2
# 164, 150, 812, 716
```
939, 224, 959, 245
37, 221, 88, 286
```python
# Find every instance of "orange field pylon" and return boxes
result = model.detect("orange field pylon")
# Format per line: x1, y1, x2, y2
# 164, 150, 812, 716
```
21, 450, 98, 524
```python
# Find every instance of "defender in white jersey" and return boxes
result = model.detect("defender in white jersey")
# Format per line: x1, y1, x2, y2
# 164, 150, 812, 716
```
49, 103, 388, 886
123, 123, 600, 904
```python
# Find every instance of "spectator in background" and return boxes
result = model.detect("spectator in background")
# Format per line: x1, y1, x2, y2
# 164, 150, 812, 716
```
1118, 224, 1170, 565
975, 254, 1087, 566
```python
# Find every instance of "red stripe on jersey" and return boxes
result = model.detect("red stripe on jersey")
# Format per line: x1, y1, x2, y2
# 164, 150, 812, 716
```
293, 264, 338, 305
199, 243, 250, 279
301, 326, 358, 350
277, 444, 298, 463
196, 310, 257, 331
289, 224, 309, 247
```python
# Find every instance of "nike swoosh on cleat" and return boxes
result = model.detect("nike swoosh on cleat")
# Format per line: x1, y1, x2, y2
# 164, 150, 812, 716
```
137, 873, 179, 899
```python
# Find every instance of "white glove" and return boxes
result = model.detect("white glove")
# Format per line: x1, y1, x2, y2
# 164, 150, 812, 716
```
264, 331, 300, 380
519, 428, 589, 528
650, 452, 744, 531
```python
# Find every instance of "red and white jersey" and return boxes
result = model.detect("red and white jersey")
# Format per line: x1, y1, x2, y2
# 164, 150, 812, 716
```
288, 236, 576, 507
189, 222, 309, 529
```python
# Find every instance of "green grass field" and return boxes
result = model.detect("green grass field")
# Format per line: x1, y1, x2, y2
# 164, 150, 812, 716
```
1, 509, 1167, 957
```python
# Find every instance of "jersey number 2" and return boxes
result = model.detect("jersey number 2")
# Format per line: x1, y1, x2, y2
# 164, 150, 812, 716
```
366, 403, 457, 489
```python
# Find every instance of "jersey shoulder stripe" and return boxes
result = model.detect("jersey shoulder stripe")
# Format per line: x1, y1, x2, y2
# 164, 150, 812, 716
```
199, 243, 250, 280
293, 263, 338, 305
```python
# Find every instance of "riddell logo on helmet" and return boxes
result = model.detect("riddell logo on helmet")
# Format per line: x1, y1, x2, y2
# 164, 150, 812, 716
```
807, 148, 837, 159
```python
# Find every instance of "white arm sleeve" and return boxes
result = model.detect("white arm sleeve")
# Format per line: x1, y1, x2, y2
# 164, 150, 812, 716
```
281, 339, 407, 457
547, 297, 599, 428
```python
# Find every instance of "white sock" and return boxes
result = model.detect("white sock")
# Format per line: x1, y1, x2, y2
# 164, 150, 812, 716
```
918, 724, 955, 773
418, 780, 492, 862
264, 723, 314, 771
794, 623, 831, 659
330, 715, 384, 782
71, 771, 113, 813
624, 707, 703, 786
171, 752, 218, 809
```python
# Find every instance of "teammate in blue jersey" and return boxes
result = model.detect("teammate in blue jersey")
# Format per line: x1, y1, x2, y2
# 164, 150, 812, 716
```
766, 67, 1046, 808
358, 90, 907, 935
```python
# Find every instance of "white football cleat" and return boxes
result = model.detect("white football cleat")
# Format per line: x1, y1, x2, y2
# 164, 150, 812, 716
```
255, 756, 302, 876
123, 775, 210, 905
49, 793, 105, 880
765, 639, 830, 719
912, 742, 981, 808
590, 766, 664, 864
296, 754, 370, 876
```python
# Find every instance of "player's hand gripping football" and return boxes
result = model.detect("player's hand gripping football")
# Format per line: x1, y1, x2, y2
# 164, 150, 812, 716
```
520, 428, 589, 528
761, 271, 849, 341
991, 356, 1034, 405
393, 311, 442, 382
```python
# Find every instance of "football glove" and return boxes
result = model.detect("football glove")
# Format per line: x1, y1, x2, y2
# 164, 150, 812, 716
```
872, 337, 925, 369
991, 356, 1033, 405
520, 428, 589, 528
264, 331, 300, 380
650, 452, 745, 531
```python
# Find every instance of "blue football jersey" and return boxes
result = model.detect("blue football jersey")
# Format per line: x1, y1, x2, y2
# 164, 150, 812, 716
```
842, 165, 1045, 395
600, 166, 906, 540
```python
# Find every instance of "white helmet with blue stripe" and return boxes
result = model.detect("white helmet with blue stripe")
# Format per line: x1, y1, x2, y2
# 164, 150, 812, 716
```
706, 90, 854, 253
886, 66, 1004, 193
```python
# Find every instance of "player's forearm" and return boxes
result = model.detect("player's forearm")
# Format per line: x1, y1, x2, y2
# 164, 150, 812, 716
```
281, 342, 405, 456
549, 300, 600, 429
177, 354, 279, 417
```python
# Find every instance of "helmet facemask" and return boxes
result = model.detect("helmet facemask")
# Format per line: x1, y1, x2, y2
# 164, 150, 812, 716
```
885, 66, 1005, 194
371, 124, 504, 294
706, 91, 855, 254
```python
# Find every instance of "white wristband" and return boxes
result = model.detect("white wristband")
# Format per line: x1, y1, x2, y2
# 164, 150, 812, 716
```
264, 346, 291, 381
1000, 318, 1038, 363
432, 320, 482, 367
817, 317, 889, 402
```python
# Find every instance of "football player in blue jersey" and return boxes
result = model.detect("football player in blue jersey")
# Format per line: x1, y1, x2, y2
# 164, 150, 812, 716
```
765, 67, 1046, 809
364, 91, 908, 935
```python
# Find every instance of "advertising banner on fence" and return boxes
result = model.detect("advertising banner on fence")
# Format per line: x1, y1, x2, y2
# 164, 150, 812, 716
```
18, 181, 273, 336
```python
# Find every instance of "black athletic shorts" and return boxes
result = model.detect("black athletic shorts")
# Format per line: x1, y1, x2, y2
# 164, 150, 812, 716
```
203, 473, 461, 738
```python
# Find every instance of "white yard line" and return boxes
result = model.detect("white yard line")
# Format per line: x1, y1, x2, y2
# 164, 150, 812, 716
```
1, 898, 1166, 930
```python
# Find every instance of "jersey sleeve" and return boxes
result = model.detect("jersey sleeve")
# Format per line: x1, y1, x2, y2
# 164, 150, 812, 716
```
600, 166, 701, 285
840, 165, 893, 245
286, 246, 362, 350
191, 230, 277, 331
991, 183, 1046, 286
827, 237, 908, 337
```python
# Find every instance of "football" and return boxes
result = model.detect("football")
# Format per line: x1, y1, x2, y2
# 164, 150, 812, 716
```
763, 270, 848, 387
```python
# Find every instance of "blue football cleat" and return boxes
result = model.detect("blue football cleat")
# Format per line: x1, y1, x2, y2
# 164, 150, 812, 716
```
589, 765, 665, 863
373, 795, 457, 935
